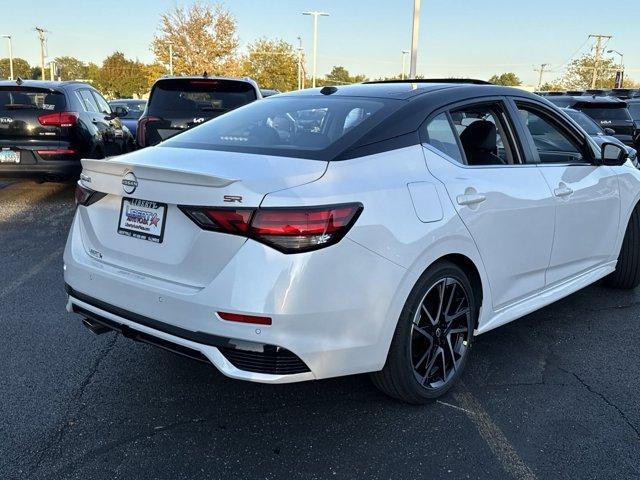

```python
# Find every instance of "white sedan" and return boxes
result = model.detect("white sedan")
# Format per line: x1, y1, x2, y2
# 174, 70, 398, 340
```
64, 81, 640, 403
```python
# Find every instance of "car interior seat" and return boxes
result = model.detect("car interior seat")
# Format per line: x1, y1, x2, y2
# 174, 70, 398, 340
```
459, 120, 505, 165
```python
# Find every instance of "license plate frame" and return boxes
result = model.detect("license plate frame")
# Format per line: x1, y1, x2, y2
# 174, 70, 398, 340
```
117, 197, 167, 244
0, 149, 20, 164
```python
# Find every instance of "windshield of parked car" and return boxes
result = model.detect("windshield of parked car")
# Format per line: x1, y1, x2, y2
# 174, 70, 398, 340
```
564, 109, 603, 135
580, 105, 632, 121
110, 101, 146, 119
148, 79, 257, 116
0, 88, 66, 112
162, 95, 396, 160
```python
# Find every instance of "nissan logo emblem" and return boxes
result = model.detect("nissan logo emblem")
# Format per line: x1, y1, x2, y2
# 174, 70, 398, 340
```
122, 171, 138, 194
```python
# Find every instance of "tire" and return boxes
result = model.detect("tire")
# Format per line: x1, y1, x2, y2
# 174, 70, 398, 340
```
605, 206, 640, 289
371, 261, 476, 404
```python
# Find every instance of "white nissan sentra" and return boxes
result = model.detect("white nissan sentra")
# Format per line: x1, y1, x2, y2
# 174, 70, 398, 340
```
64, 81, 640, 403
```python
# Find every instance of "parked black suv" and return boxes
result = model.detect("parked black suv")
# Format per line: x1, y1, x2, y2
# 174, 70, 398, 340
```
137, 76, 261, 148
546, 95, 638, 150
0, 80, 134, 182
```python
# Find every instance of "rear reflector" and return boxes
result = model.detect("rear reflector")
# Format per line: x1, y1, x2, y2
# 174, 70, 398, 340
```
179, 203, 363, 253
217, 311, 272, 326
38, 112, 78, 127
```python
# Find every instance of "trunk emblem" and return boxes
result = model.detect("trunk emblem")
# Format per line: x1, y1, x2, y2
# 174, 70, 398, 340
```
223, 195, 243, 203
0, 117, 12, 124
122, 172, 138, 194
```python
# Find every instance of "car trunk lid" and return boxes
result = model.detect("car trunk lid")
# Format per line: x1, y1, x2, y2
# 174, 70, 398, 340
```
76, 146, 327, 287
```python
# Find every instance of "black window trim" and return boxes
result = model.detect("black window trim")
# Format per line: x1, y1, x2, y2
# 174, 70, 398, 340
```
508, 97, 597, 167
420, 96, 529, 169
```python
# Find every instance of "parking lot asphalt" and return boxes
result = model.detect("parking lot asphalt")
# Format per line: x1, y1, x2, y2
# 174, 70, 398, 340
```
1, 180, 640, 480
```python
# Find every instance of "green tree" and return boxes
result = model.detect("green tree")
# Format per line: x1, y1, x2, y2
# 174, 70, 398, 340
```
560, 53, 619, 90
488, 72, 522, 86
243, 38, 298, 91
152, 2, 239, 76
54, 56, 87, 80
98, 52, 149, 98
321, 66, 367, 86
0, 58, 31, 79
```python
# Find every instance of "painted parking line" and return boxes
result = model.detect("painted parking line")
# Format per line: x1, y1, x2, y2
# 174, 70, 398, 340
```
0, 248, 63, 301
453, 388, 538, 480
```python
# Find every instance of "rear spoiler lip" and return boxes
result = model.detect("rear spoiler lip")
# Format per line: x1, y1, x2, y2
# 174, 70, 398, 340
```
80, 158, 239, 188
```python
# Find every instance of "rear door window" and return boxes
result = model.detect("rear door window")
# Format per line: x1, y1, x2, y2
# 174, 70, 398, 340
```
77, 90, 100, 113
0, 88, 66, 112
91, 91, 112, 115
580, 106, 632, 121
423, 113, 464, 163
148, 79, 258, 116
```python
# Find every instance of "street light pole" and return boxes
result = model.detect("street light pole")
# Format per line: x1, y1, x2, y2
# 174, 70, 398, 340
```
409, 0, 421, 78
168, 43, 174, 75
302, 11, 329, 88
607, 49, 624, 88
297, 36, 303, 90
401, 50, 409, 80
1, 35, 13, 80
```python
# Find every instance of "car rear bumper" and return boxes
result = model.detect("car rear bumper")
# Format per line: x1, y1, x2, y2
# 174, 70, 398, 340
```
0, 160, 81, 179
63, 212, 412, 383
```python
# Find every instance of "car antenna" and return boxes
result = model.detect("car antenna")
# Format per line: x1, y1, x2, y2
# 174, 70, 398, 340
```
320, 86, 338, 95
202, 71, 208, 78
16, 77, 23, 86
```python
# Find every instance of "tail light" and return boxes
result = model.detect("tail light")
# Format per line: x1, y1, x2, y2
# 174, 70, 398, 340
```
38, 112, 78, 127
137, 116, 159, 147
179, 203, 363, 253
37, 148, 77, 160
75, 183, 107, 207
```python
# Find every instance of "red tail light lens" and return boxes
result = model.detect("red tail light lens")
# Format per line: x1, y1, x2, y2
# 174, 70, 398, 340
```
75, 183, 107, 207
137, 116, 160, 147
179, 203, 363, 253
38, 112, 78, 127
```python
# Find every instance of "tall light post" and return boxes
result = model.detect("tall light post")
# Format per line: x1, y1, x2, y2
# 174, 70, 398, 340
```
1, 35, 13, 80
409, 0, 421, 78
302, 11, 329, 88
401, 50, 409, 80
607, 49, 624, 88
168, 43, 174, 75
297, 36, 303, 90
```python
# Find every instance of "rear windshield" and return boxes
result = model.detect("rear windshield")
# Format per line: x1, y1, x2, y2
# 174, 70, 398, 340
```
0, 88, 66, 112
565, 110, 602, 135
580, 105, 632, 121
148, 79, 257, 116
110, 101, 146, 119
628, 104, 640, 121
162, 96, 396, 160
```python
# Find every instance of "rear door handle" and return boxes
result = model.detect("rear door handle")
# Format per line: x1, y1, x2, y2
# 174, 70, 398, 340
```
554, 183, 573, 197
456, 193, 486, 206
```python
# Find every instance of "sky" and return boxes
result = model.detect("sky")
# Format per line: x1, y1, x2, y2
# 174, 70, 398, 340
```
1, 0, 639, 86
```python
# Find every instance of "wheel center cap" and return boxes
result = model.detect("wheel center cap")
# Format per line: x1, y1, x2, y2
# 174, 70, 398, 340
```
435, 327, 442, 338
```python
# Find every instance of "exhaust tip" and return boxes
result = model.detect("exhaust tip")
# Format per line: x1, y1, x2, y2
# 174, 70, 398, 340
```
82, 317, 112, 335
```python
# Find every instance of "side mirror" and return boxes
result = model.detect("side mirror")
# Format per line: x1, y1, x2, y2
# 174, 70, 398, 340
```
112, 106, 129, 118
603, 127, 616, 136
601, 142, 629, 166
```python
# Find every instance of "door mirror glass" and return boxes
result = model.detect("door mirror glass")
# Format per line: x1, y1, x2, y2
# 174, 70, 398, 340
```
112, 106, 129, 118
601, 142, 628, 166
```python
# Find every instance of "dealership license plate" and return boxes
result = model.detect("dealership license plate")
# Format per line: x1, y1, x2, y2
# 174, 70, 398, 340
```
118, 198, 167, 243
0, 150, 20, 164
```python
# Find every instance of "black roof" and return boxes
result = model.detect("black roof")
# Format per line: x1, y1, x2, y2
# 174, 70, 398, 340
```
279, 81, 532, 101
0, 79, 90, 90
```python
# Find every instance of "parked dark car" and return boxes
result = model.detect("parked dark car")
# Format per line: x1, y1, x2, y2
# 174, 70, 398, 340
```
136, 76, 261, 148
562, 108, 637, 166
546, 95, 638, 151
0, 80, 134, 182
108, 99, 146, 138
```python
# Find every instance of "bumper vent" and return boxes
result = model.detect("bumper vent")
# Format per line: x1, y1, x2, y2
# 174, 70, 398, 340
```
219, 346, 310, 375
